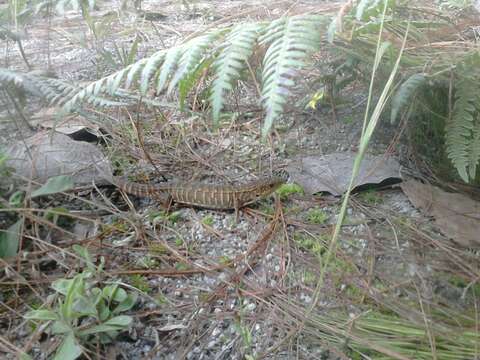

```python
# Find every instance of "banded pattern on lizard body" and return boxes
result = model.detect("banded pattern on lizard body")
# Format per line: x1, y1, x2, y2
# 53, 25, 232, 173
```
109, 170, 289, 210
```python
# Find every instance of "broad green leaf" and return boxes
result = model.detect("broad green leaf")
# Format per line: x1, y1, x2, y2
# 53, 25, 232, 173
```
99, 331, 118, 344
103, 284, 127, 303
103, 315, 133, 327
24, 309, 57, 321
98, 300, 111, 322
91, 287, 103, 306
78, 315, 132, 336
113, 293, 138, 314
53, 333, 82, 360
51, 320, 72, 334
102, 284, 118, 301
0, 219, 23, 258
60, 275, 84, 320
31, 175, 74, 198
52, 278, 76, 296
72, 296, 97, 317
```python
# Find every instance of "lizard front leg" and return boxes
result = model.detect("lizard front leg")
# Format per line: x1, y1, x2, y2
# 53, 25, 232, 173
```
234, 196, 240, 223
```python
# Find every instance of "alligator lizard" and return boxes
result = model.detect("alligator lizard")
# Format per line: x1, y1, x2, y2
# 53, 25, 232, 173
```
107, 170, 289, 218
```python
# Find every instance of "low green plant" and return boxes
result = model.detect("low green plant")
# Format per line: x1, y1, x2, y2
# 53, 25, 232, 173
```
201, 214, 214, 226
302, 270, 317, 286
129, 274, 151, 293
306, 208, 329, 224
234, 307, 253, 357
293, 233, 325, 257
135, 255, 158, 269
174, 237, 183, 247
358, 189, 383, 205
24, 246, 137, 360
150, 210, 182, 224
1, 174, 75, 259
175, 262, 190, 271
276, 183, 304, 200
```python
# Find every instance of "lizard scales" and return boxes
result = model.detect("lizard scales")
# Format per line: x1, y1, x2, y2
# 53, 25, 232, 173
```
109, 170, 289, 210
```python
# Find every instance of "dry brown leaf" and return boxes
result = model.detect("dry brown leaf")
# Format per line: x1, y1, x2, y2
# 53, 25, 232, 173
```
401, 179, 480, 248
34, 107, 103, 141
287, 151, 401, 195
4, 132, 110, 185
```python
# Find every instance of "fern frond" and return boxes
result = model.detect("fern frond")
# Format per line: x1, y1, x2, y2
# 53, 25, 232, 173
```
140, 50, 165, 95
156, 46, 185, 94
0, 68, 26, 88
259, 15, 326, 136
56, 14, 327, 134
0, 69, 126, 109
390, 73, 426, 123
19, 0, 96, 17
469, 122, 480, 179
167, 30, 225, 95
446, 74, 479, 182
125, 58, 149, 89
178, 58, 214, 110
32, 76, 127, 107
64, 63, 136, 110
210, 23, 264, 124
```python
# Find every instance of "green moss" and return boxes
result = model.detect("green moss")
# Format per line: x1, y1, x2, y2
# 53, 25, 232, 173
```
149, 210, 182, 224
302, 270, 317, 285
136, 256, 158, 269
175, 262, 190, 271
306, 208, 329, 224
174, 237, 183, 247
293, 233, 326, 256
358, 189, 383, 205
129, 274, 151, 293
202, 214, 214, 226
276, 183, 304, 200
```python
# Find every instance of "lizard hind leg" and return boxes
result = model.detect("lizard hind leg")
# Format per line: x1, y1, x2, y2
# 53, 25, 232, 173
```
234, 197, 240, 224
164, 194, 174, 213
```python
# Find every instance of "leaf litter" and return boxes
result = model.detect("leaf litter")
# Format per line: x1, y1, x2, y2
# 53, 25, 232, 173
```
401, 178, 480, 248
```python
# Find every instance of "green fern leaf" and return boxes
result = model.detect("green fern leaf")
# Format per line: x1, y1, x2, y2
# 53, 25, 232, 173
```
167, 30, 224, 95
0, 68, 25, 87
140, 50, 165, 95
446, 75, 478, 182
125, 58, 148, 89
390, 73, 426, 123
178, 58, 214, 110
259, 15, 326, 137
156, 46, 185, 94
109, 67, 130, 94
210, 23, 264, 124
469, 122, 480, 179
